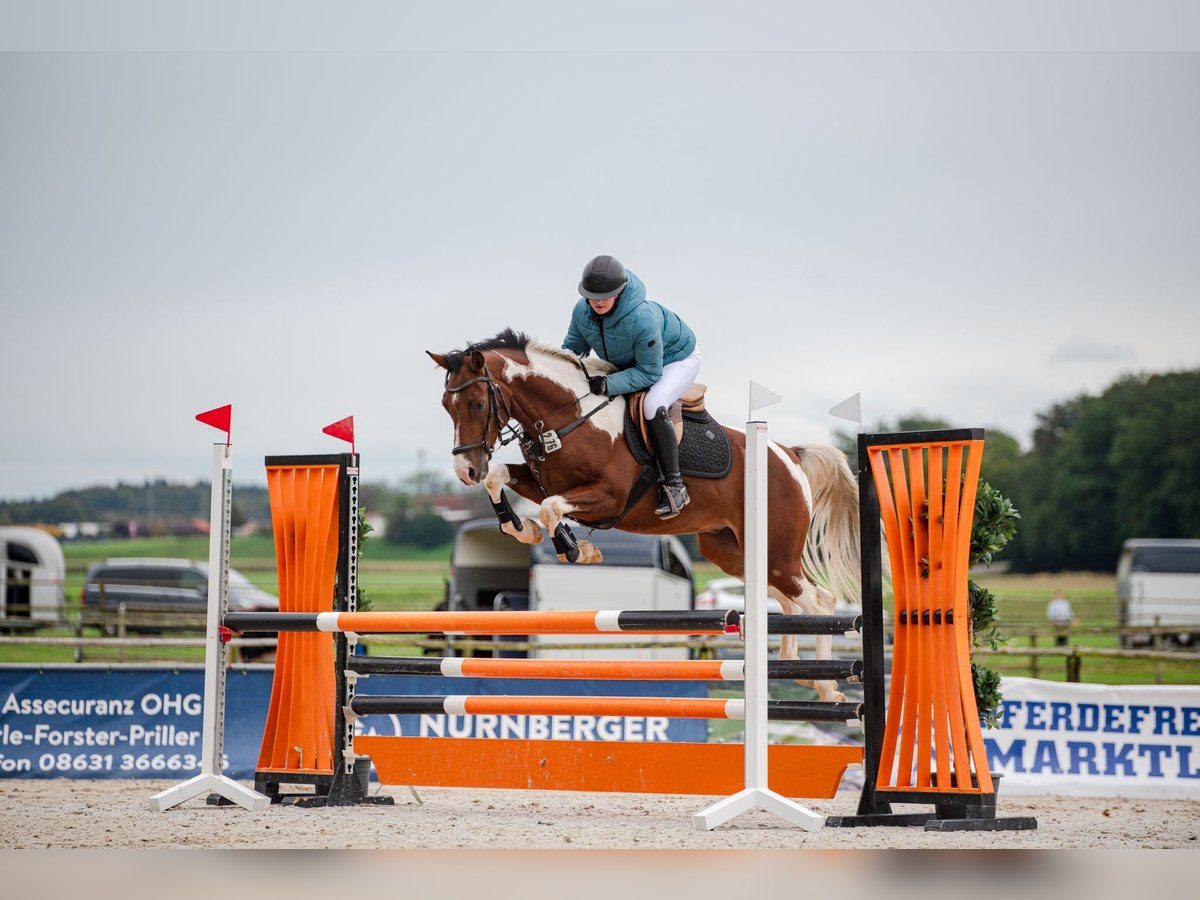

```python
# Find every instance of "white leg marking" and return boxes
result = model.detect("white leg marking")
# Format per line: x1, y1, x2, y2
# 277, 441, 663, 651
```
483, 464, 511, 501
538, 495, 576, 531
771, 581, 846, 703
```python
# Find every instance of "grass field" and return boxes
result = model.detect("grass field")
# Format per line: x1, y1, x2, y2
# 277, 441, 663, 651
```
7, 539, 1196, 684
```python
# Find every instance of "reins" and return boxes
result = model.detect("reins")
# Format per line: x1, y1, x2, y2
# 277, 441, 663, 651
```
446, 354, 612, 465
445, 350, 650, 532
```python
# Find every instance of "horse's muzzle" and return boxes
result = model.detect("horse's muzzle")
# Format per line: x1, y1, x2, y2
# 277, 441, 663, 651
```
453, 452, 488, 486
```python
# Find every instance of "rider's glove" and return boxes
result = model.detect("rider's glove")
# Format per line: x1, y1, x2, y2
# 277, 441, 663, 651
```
588, 375, 607, 396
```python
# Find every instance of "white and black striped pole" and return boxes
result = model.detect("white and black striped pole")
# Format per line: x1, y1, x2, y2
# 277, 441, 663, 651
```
694, 382, 826, 831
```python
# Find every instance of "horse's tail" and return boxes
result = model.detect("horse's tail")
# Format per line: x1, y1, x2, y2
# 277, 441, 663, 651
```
793, 443, 861, 605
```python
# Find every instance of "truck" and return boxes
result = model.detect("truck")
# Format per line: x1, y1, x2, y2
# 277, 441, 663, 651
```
0, 526, 66, 630
444, 518, 695, 659
1116, 538, 1200, 647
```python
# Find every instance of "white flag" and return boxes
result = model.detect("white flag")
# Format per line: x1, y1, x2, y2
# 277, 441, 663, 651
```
828, 393, 862, 426
748, 381, 783, 417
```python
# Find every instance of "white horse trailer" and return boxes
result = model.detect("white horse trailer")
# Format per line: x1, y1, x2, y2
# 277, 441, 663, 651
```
0, 526, 66, 629
1117, 538, 1200, 647
446, 518, 695, 659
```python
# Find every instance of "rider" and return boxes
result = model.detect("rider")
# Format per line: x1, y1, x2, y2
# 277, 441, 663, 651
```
562, 255, 700, 519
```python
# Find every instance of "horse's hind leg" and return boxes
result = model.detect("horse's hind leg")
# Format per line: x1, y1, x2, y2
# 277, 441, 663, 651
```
483, 464, 543, 544
536, 488, 616, 565
771, 579, 846, 703
699, 529, 846, 703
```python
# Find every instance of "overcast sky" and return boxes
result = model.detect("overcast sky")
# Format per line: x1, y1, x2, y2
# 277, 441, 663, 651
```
2, 36, 1198, 499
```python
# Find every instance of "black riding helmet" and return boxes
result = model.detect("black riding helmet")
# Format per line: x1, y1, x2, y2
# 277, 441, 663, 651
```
578, 255, 628, 300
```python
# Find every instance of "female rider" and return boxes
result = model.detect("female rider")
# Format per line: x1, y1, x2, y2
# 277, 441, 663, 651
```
562, 255, 700, 519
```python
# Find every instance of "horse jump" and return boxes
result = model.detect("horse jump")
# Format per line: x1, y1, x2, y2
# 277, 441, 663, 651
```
156, 417, 1033, 831
201, 446, 867, 816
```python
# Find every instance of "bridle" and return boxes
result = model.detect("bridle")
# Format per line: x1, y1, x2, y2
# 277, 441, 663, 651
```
445, 362, 522, 458
445, 353, 613, 466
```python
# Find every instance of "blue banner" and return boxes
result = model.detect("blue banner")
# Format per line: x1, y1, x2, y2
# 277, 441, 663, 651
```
0, 666, 709, 779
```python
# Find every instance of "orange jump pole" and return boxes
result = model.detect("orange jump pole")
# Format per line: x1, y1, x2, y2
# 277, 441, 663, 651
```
825, 429, 1037, 832
226, 608, 739, 635
347, 656, 863, 682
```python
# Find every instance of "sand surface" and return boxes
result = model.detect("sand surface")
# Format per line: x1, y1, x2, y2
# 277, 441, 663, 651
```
2, 778, 1196, 849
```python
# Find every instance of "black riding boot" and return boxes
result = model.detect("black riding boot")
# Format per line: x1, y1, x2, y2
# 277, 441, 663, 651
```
648, 406, 690, 519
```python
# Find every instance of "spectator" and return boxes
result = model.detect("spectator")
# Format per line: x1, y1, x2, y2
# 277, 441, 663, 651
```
1046, 589, 1076, 646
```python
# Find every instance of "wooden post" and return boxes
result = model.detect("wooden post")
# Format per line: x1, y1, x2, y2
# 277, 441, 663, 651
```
1029, 628, 1039, 679
117, 602, 127, 663
1066, 651, 1081, 683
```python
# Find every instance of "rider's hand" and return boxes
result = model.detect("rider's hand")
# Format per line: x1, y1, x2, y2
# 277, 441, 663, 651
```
588, 375, 607, 396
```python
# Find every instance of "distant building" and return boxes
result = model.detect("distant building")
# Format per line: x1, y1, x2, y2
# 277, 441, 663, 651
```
57, 522, 106, 540
424, 493, 487, 524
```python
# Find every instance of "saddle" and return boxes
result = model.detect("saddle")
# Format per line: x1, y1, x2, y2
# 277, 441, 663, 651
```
624, 384, 733, 479
629, 383, 708, 445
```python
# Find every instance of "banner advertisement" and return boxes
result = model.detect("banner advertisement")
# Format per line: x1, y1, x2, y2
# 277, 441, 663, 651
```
0, 665, 707, 779
984, 676, 1200, 799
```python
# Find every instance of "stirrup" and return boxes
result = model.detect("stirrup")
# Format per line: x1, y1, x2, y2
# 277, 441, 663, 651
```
655, 483, 690, 519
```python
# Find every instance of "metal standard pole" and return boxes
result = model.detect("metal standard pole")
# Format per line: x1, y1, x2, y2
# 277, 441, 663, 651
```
853, 432, 889, 817
150, 443, 269, 812
694, 401, 824, 831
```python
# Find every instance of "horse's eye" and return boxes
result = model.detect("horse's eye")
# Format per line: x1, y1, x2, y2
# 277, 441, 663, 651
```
470, 401, 486, 413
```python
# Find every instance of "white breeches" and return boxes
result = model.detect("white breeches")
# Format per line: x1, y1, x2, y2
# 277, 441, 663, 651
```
643, 347, 701, 415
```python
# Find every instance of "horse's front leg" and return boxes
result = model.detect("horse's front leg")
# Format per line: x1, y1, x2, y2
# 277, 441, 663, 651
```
483, 464, 543, 545
537, 482, 620, 565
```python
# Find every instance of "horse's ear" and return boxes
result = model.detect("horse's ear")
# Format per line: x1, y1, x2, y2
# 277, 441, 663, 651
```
468, 350, 486, 371
427, 351, 449, 370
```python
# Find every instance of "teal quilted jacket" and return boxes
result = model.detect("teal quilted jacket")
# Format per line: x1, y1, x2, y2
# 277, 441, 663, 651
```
561, 270, 696, 396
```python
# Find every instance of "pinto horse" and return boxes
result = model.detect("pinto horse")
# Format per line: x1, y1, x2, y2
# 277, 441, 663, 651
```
427, 329, 861, 702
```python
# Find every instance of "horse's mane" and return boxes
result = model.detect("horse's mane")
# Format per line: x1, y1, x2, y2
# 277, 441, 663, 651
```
444, 327, 616, 375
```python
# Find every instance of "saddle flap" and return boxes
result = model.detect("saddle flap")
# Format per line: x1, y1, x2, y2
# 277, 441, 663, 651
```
631, 383, 707, 448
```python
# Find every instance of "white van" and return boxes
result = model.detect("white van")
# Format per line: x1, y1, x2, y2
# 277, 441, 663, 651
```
0, 526, 66, 629
1116, 538, 1200, 647
445, 518, 695, 660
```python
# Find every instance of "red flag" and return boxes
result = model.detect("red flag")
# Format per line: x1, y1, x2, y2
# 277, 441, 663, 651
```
195, 404, 232, 445
322, 415, 355, 454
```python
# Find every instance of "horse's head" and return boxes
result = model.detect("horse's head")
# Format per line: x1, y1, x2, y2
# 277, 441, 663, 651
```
427, 346, 506, 486
430, 328, 623, 486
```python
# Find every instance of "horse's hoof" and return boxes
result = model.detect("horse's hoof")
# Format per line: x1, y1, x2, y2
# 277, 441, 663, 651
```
576, 541, 603, 564
523, 518, 545, 544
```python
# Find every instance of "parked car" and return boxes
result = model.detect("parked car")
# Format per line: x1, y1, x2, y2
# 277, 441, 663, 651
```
80, 558, 278, 658
694, 576, 784, 615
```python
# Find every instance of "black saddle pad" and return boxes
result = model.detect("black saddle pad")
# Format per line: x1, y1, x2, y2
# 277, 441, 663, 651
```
623, 404, 733, 479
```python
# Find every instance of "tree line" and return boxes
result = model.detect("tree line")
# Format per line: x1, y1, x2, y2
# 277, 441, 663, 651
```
6, 368, 1197, 568
835, 369, 1200, 573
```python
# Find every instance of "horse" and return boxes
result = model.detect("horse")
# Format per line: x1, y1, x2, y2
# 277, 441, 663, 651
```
427, 328, 861, 702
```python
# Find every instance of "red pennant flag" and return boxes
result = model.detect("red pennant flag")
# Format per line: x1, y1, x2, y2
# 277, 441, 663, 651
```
322, 415, 355, 454
195, 404, 232, 445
